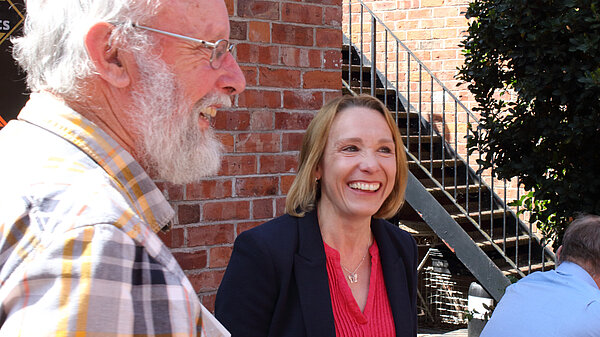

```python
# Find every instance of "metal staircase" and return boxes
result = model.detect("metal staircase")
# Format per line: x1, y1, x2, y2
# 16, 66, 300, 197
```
342, 0, 556, 309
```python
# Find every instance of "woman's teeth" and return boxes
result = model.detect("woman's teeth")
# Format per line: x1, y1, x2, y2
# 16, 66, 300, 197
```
349, 182, 380, 191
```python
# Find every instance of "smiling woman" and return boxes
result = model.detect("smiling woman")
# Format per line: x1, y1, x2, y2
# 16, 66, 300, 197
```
215, 94, 418, 337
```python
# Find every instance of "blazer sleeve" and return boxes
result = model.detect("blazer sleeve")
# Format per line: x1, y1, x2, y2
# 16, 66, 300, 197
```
215, 230, 278, 337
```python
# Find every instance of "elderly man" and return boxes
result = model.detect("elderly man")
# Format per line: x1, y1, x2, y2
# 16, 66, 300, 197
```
481, 215, 600, 337
0, 0, 245, 335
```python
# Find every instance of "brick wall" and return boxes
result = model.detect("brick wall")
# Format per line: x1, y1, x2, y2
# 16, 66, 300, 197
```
158, 0, 343, 311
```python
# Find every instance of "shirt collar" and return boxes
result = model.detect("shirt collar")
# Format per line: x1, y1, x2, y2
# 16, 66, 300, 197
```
18, 92, 175, 233
557, 261, 599, 290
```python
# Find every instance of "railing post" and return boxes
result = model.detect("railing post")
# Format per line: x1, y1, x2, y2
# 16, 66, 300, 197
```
371, 16, 376, 96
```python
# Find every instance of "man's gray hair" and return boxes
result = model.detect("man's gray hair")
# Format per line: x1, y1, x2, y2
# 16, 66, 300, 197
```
559, 214, 600, 276
12, 0, 162, 99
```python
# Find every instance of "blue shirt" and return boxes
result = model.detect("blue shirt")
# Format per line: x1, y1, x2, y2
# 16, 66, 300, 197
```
481, 261, 600, 337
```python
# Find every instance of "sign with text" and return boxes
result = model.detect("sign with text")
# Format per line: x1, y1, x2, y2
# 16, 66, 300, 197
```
0, 0, 23, 46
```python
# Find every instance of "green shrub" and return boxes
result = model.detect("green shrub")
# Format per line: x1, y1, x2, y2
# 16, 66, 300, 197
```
458, 0, 600, 245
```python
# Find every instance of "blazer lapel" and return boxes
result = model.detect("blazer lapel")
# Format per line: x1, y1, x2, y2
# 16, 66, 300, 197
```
293, 210, 336, 337
372, 219, 415, 336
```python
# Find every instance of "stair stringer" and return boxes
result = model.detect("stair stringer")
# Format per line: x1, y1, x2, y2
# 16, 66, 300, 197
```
405, 172, 511, 301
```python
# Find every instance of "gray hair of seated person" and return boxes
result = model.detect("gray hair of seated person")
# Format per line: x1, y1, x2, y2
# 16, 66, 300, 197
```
558, 214, 600, 276
12, 0, 162, 99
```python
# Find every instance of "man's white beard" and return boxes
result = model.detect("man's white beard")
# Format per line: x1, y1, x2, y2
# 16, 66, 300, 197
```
130, 51, 230, 184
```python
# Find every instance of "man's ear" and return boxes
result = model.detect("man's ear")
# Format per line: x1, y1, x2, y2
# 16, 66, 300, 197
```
84, 22, 131, 88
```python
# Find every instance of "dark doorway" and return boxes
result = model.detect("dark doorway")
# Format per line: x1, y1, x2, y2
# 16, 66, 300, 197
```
1, 0, 26, 128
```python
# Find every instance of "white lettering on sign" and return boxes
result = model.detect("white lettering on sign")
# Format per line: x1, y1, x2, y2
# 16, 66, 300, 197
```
1, 20, 10, 31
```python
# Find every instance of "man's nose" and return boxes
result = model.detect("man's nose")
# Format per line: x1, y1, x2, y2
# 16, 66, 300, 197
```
217, 53, 246, 95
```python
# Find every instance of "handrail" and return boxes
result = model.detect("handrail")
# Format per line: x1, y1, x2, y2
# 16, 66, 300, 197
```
350, 0, 476, 121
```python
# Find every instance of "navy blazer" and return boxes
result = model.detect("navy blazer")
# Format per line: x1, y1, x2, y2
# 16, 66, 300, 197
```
215, 210, 418, 337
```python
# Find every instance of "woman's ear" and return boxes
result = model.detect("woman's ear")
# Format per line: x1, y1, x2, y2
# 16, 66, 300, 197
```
314, 165, 322, 181
84, 22, 131, 88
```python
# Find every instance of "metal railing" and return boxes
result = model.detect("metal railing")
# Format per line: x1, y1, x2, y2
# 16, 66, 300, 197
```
343, 0, 556, 277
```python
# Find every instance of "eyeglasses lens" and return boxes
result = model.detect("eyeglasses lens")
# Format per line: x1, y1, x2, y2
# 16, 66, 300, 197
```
211, 40, 231, 69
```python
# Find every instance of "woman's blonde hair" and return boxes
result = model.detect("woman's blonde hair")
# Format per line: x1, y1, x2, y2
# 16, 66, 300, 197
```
285, 94, 408, 219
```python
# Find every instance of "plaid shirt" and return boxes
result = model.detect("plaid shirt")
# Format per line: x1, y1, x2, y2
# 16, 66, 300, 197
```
0, 93, 204, 336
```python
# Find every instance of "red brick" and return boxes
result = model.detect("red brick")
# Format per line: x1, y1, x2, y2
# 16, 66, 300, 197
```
188, 224, 235, 246
216, 133, 234, 153
178, 204, 200, 225
186, 179, 233, 200
238, 89, 281, 109
282, 3, 323, 25
235, 176, 278, 197
280, 47, 321, 68
250, 110, 274, 130
203, 201, 250, 221
306, 0, 341, 5
155, 181, 184, 201
259, 154, 298, 174
225, 0, 234, 15
283, 91, 323, 110
158, 227, 185, 248
214, 110, 250, 131
219, 155, 257, 176
281, 174, 296, 195
282, 132, 305, 152
303, 70, 340, 90
275, 112, 314, 130
324, 7, 342, 27
249, 21, 271, 43
372, 0, 397, 10
236, 43, 279, 65
273, 23, 314, 46
252, 198, 274, 219
237, 221, 263, 235
188, 270, 225, 292
275, 196, 287, 216
230, 20, 247, 41
209, 246, 233, 268
173, 250, 208, 270
324, 91, 342, 103
324, 50, 342, 69
201, 294, 217, 313
236, 133, 280, 153
200, 293, 217, 315
240, 66, 258, 86
238, 0, 279, 19
316, 28, 342, 48
259, 67, 301, 88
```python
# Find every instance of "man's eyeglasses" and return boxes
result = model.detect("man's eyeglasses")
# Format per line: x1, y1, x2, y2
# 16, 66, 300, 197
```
132, 24, 234, 70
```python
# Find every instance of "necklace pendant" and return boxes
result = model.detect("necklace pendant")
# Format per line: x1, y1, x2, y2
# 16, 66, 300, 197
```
347, 273, 358, 283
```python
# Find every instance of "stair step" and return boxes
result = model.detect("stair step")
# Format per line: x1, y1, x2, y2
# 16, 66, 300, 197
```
409, 159, 465, 169
476, 236, 531, 250
342, 64, 374, 73
502, 261, 556, 276
345, 86, 401, 96
427, 185, 479, 197
402, 135, 440, 144
451, 209, 507, 223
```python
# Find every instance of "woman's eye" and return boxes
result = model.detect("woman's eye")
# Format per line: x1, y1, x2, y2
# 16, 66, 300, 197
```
379, 146, 393, 154
342, 145, 359, 152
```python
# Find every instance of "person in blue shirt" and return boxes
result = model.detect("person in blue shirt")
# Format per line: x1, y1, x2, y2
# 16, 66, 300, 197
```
481, 214, 600, 337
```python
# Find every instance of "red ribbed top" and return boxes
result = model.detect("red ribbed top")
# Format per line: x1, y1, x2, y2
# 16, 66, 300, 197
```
324, 240, 395, 337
